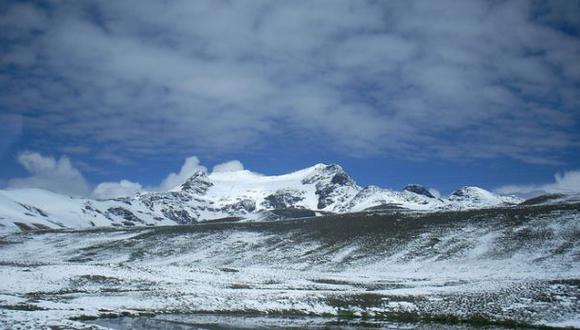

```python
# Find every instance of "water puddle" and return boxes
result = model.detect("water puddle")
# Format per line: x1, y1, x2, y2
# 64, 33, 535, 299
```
87, 313, 523, 329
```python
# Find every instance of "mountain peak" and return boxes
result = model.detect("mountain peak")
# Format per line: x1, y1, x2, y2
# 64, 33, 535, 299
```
404, 184, 436, 198
450, 186, 489, 198
318, 163, 342, 170
178, 170, 213, 194
309, 163, 342, 172
0, 162, 529, 234
447, 186, 522, 207
304, 163, 355, 186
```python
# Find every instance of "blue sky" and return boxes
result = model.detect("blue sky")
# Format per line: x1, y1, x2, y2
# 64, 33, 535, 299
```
1, 0, 580, 198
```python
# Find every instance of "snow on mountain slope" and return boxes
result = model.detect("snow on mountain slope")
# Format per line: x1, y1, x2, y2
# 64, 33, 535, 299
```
0, 189, 174, 233
346, 185, 447, 212
447, 186, 522, 209
0, 188, 98, 232
203, 163, 360, 211
192, 164, 356, 211
0, 163, 523, 234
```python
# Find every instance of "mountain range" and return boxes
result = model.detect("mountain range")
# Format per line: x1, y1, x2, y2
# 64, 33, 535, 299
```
0, 163, 546, 234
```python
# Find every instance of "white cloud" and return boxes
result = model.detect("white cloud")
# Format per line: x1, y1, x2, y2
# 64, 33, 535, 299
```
5, 152, 211, 197
212, 160, 245, 173
0, 1, 579, 164
93, 157, 244, 197
7, 151, 89, 196
92, 180, 143, 199
495, 170, 580, 197
159, 156, 207, 190
428, 188, 442, 199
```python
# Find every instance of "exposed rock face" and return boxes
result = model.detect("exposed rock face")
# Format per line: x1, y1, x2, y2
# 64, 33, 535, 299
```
180, 170, 214, 194
302, 164, 359, 210
263, 189, 305, 210
161, 208, 196, 224
106, 207, 143, 224
450, 187, 474, 198
404, 184, 436, 198
17, 203, 48, 217
223, 199, 256, 213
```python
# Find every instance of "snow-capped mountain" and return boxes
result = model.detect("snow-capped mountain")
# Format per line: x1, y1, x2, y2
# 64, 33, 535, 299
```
0, 163, 523, 234
447, 186, 522, 208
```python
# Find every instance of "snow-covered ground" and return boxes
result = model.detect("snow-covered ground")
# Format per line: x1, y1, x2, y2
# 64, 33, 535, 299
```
0, 203, 578, 329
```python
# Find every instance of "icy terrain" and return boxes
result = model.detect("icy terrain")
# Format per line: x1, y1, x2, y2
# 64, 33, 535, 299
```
0, 164, 522, 234
0, 202, 578, 329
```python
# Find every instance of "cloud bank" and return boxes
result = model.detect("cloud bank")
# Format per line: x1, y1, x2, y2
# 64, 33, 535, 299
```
496, 170, 580, 197
92, 180, 143, 200
1, 0, 579, 165
212, 160, 245, 173
6, 151, 580, 200
159, 156, 207, 191
7, 152, 90, 196
6, 152, 246, 198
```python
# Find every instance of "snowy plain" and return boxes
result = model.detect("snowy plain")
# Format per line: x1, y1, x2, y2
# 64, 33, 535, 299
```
0, 202, 578, 329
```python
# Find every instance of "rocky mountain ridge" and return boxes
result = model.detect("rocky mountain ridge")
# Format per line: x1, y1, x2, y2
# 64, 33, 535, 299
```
0, 163, 525, 233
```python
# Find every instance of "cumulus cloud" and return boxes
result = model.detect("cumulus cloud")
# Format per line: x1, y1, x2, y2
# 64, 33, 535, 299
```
92, 180, 143, 199
428, 188, 442, 199
7, 151, 89, 196
159, 156, 207, 190
495, 170, 580, 197
4, 152, 250, 197
0, 1, 579, 164
212, 160, 245, 173
95, 157, 245, 196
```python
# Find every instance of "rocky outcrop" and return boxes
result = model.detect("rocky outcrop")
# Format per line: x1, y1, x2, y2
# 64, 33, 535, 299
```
302, 164, 359, 210
262, 189, 305, 209
180, 170, 214, 194
404, 184, 436, 198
